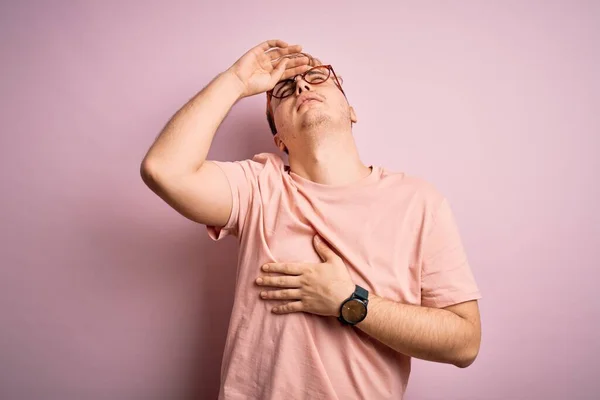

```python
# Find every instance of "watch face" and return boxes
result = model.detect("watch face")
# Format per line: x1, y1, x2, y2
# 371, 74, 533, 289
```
341, 299, 367, 323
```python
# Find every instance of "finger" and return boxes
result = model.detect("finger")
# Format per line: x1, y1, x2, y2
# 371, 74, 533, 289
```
313, 235, 336, 262
271, 60, 288, 87
279, 64, 312, 81
262, 262, 306, 275
259, 39, 290, 51
267, 45, 303, 60
269, 58, 288, 84
256, 274, 302, 288
272, 301, 303, 314
260, 288, 302, 300
272, 55, 309, 68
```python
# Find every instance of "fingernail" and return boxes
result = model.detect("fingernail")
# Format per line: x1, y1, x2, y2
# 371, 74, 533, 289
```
262, 264, 269, 271
261, 291, 267, 298
256, 278, 263, 284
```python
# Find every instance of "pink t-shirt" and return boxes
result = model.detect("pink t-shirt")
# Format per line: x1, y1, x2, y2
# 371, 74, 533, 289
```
207, 153, 481, 400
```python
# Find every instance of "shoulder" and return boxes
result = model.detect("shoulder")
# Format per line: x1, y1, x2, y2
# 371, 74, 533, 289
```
215, 152, 286, 176
249, 152, 286, 170
208, 153, 286, 190
244, 152, 288, 180
378, 167, 456, 234
223, 152, 288, 185
378, 166, 445, 205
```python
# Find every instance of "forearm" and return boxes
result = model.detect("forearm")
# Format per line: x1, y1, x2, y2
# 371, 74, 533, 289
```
142, 70, 244, 174
355, 295, 479, 368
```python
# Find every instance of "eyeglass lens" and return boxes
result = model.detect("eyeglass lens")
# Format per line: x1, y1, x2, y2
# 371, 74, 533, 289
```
272, 66, 331, 98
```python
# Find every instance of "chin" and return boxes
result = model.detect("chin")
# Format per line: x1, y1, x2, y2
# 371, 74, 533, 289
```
300, 114, 332, 131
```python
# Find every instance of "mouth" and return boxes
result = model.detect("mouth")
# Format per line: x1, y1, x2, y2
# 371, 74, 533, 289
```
296, 95, 322, 111
298, 99, 320, 110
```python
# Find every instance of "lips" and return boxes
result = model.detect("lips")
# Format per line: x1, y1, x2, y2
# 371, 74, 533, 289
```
296, 94, 322, 111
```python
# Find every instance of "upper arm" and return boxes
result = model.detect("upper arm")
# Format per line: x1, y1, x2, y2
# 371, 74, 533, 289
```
420, 198, 482, 308
141, 160, 233, 227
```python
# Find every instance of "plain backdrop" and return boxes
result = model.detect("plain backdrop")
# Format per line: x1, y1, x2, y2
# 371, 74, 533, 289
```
1, 1, 598, 399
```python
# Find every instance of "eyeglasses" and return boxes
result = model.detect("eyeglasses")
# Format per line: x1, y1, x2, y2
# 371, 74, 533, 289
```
266, 63, 346, 127
268, 65, 344, 99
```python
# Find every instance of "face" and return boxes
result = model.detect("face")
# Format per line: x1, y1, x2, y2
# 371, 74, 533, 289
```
269, 65, 358, 154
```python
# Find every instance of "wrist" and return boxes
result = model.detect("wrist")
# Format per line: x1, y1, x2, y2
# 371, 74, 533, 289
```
220, 69, 247, 101
338, 284, 369, 325
334, 282, 356, 317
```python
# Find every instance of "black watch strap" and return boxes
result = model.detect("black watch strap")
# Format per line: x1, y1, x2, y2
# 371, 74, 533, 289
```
354, 285, 369, 301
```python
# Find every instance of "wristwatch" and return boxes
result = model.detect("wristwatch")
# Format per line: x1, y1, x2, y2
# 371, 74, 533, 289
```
338, 285, 369, 325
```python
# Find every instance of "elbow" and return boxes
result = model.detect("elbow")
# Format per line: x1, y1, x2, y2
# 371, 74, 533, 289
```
140, 158, 157, 186
140, 157, 168, 191
140, 155, 201, 186
453, 316, 481, 369
453, 342, 480, 369
454, 353, 477, 369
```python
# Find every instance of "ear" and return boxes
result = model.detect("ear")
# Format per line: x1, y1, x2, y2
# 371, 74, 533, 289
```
273, 134, 288, 153
349, 106, 358, 123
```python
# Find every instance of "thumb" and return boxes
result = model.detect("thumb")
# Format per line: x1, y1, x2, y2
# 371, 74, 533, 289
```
313, 235, 334, 262
270, 58, 288, 84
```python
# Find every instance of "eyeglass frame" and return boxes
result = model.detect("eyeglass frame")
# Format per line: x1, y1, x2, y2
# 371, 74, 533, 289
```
265, 64, 346, 128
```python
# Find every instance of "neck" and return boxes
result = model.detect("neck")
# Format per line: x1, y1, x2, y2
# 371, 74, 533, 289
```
287, 128, 371, 186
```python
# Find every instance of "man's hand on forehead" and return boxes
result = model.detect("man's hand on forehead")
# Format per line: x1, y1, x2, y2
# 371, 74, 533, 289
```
274, 54, 330, 85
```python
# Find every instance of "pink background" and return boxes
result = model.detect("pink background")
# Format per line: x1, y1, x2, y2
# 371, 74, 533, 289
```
1, 1, 598, 399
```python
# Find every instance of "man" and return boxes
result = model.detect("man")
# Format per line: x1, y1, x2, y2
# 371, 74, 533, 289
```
141, 39, 482, 399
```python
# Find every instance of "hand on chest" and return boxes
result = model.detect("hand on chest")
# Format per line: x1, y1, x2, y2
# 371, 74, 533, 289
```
259, 195, 422, 303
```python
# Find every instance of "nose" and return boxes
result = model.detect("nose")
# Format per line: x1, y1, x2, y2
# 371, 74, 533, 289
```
294, 75, 313, 96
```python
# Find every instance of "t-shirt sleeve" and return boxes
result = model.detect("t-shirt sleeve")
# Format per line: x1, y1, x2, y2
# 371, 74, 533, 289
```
205, 158, 265, 241
420, 198, 482, 308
